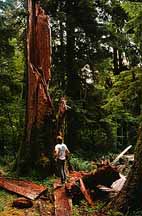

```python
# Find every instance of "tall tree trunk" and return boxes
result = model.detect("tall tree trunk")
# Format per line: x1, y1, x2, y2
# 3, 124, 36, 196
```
59, 1, 65, 89
118, 51, 123, 72
113, 47, 119, 75
66, 2, 80, 99
16, 0, 53, 175
65, 2, 80, 150
108, 124, 142, 213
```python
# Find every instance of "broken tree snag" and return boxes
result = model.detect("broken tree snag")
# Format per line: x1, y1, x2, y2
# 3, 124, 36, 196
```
35, 1, 51, 81
27, 0, 52, 135
54, 180, 72, 216
79, 178, 94, 206
16, 0, 53, 174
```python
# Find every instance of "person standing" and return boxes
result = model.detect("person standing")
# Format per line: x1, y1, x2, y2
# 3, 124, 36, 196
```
54, 136, 70, 184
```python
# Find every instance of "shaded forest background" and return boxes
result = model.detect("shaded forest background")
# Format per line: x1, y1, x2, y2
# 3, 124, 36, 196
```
0, 0, 142, 165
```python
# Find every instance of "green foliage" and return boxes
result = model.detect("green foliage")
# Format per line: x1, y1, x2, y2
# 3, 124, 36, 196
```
107, 209, 124, 216
122, 2, 142, 62
127, 210, 142, 216
69, 154, 94, 171
103, 68, 142, 118
42, 0, 142, 154
0, 189, 17, 212
72, 200, 96, 216
0, 1, 25, 158
102, 67, 142, 147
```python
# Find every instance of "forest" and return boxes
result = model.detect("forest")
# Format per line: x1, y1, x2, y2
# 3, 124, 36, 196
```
0, 0, 142, 215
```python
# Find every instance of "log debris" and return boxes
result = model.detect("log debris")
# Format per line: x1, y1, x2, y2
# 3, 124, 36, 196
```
54, 180, 72, 216
0, 177, 47, 200
79, 178, 94, 206
12, 197, 33, 209
111, 174, 126, 192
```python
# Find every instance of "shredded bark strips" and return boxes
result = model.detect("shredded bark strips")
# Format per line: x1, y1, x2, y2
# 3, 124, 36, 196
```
27, 0, 52, 144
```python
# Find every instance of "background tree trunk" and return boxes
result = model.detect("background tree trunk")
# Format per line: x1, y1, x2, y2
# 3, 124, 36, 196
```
65, 1, 81, 150
66, 2, 80, 99
113, 47, 119, 75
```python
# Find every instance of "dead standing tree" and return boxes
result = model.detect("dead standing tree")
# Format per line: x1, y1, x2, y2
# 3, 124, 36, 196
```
16, 0, 64, 175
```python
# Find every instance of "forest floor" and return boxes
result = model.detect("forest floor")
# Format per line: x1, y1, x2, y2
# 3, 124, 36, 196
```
0, 173, 102, 216
0, 175, 100, 216
0, 153, 136, 216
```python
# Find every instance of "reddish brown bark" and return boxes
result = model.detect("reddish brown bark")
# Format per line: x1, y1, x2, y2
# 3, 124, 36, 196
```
27, 0, 52, 141
16, 0, 53, 174
79, 178, 94, 206
0, 177, 47, 200
65, 166, 120, 205
54, 180, 72, 216
13, 198, 33, 209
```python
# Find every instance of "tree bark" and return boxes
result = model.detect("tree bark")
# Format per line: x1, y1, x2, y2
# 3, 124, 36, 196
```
16, 0, 53, 175
108, 124, 142, 213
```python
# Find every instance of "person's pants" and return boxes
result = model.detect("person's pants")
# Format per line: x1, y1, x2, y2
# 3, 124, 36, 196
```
57, 159, 66, 183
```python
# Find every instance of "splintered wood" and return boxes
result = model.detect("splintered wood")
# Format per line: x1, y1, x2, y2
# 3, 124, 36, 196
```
0, 177, 47, 200
26, 0, 52, 142
79, 178, 94, 206
54, 180, 72, 216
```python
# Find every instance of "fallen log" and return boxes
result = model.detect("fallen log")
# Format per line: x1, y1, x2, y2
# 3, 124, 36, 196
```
54, 180, 72, 216
0, 177, 47, 200
65, 164, 120, 204
82, 163, 120, 189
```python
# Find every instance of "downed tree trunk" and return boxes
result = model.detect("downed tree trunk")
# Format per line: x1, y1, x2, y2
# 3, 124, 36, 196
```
65, 165, 120, 204
54, 180, 72, 216
82, 163, 120, 189
0, 177, 47, 200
